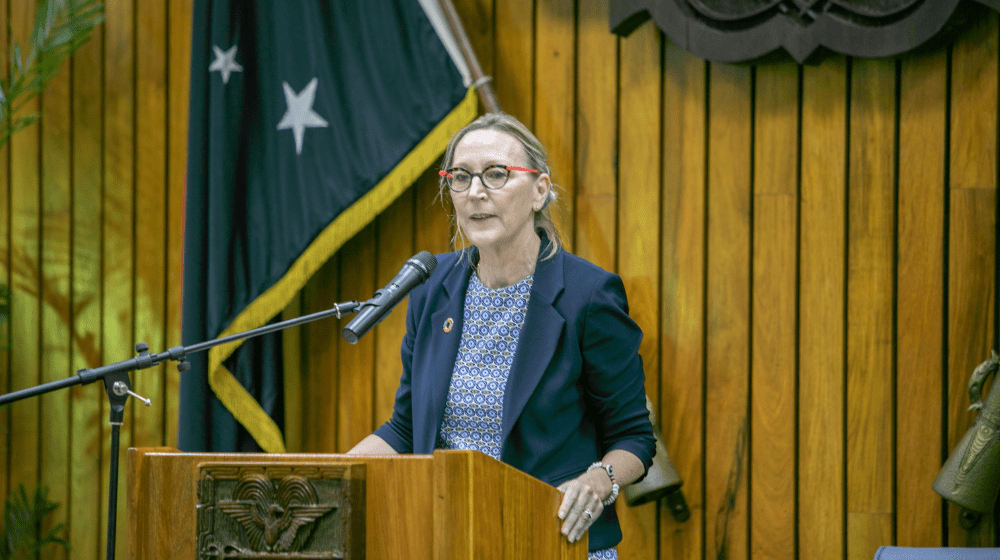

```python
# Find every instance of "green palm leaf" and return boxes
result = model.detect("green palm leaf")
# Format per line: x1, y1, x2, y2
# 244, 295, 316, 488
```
0, 0, 104, 148
1, 484, 69, 560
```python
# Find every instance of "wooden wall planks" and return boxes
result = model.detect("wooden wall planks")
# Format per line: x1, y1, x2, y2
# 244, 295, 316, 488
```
750, 60, 798, 560
660, 40, 707, 560
282, 293, 304, 453
846, 56, 897, 560
336, 225, 377, 453
302, 256, 340, 454
617, 20, 661, 560
897, 47, 947, 548
534, 0, 575, 249
0, 2, 998, 559
374, 190, 416, 432
39, 5, 73, 559
946, 12, 998, 549
0, 0, 10, 541
798, 55, 848, 560
166, 0, 193, 452
574, 0, 616, 271
134, 0, 168, 453
9, 0, 42, 523
69, 9, 105, 558
705, 60, 753, 560
493, 0, 534, 127
102, 1, 136, 557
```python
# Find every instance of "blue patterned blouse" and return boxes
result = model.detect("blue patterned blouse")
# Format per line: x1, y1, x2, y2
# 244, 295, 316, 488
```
436, 272, 618, 560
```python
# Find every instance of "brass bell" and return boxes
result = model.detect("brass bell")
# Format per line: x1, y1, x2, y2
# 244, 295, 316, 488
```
625, 395, 690, 522
932, 351, 1000, 516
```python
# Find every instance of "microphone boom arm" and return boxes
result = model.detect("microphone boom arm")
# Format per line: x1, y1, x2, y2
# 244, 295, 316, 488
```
0, 299, 363, 406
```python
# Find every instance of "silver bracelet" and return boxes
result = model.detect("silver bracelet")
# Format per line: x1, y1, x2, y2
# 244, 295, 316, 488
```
587, 461, 620, 506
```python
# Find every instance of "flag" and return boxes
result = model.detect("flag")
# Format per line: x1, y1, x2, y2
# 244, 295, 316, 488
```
178, 0, 476, 452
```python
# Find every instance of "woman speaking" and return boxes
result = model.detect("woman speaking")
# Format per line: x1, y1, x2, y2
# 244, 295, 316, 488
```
348, 113, 655, 559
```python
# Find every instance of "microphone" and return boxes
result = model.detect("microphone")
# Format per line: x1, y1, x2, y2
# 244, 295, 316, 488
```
342, 251, 437, 344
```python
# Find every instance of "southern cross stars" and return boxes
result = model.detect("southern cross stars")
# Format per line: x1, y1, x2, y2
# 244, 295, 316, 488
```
210, 42, 328, 155
208, 44, 243, 84
276, 78, 329, 155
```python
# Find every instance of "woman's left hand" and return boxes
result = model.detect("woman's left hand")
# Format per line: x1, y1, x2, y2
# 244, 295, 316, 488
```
556, 470, 609, 543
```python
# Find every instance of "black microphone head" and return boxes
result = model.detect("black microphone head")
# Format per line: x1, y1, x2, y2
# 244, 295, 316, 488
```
341, 251, 437, 345
408, 251, 437, 278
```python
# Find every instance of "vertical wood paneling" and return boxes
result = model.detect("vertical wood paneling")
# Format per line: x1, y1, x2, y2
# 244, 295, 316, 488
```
39, 25, 72, 560
102, 1, 135, 556
452, 0, 493, 112
846, 57, 897, 560
337, 225, 377, 452
302, 258, 340, 453
896, 48, 946, 548
534, 0, 574, 249
705, 61, 752, 560
415, 169, 452, 255
947, 12, 998, 548
750, 61, 798, 560
493, 0, 533, 125
660, 40, 707, 560
70, 17, 104, 560
617, 21, 661, 560
798, 56, 847, 560
9, 0, 41, 520
0, 0, 10, 519
848, 516, 895, 560
134, 0, 167, 449
574, 0, 616, 271
166, 0, 194, 449
282, 294, 304, 452
375, 191, 415, 427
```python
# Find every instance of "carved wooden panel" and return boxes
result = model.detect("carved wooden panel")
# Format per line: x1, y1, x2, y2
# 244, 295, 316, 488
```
611, 0, 1000, 62
196, 463, 365, 560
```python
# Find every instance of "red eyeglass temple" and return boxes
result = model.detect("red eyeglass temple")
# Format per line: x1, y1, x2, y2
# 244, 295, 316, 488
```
438, 166, 540, 178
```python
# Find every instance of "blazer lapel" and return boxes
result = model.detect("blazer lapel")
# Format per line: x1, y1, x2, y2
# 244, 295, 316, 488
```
414, 253, 471, 453
501, 250, 566, 451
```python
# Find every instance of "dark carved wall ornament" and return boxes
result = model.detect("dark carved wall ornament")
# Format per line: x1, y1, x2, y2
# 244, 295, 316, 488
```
611, 0, 1000, 63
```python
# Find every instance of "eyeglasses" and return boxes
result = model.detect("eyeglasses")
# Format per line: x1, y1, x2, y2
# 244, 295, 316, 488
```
438, 165, 540, 192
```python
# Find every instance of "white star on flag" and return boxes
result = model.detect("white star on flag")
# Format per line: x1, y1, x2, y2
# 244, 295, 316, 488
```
208, 44, 243, 84
276, 78, 329, 155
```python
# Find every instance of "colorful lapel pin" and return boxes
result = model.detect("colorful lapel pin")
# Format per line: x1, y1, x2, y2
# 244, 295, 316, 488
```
443, 318, 454, 333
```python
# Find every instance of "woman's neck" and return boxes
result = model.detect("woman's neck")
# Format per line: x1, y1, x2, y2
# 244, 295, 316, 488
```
476, 230, 541, 289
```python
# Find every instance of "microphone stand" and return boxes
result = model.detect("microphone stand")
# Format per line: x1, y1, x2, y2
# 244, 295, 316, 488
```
0, 299, 362, 560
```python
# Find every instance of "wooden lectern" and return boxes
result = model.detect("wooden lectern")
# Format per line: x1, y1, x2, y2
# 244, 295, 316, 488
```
127, 447, 587, 560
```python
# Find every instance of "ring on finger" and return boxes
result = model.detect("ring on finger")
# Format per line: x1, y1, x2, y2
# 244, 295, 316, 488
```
584, 509, 593, 520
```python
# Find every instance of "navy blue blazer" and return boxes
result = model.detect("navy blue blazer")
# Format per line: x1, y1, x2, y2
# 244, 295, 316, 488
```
374, 241, 656, 550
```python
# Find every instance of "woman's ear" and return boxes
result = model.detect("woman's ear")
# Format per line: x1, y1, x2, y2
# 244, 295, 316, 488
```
534, 174, 551, 211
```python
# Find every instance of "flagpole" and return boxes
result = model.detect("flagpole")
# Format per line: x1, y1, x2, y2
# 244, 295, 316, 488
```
438, 0, 502, 113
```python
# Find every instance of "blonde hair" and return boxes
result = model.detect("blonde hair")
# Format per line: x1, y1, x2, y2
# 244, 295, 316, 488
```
438, 112, 562, 260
